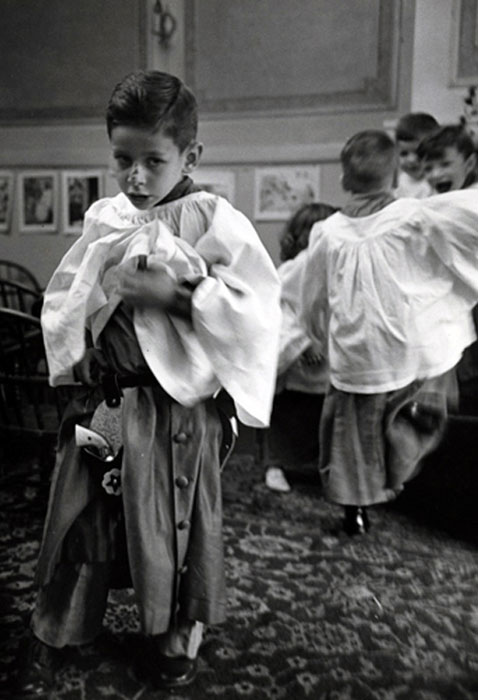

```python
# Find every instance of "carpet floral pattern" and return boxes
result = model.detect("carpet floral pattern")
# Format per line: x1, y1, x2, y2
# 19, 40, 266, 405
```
1, 452, 478, 699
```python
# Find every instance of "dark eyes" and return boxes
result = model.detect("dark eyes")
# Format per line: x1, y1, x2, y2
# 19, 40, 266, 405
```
113, 155, 131, 168
424, 160, 450, 170
113, 155, 164, 169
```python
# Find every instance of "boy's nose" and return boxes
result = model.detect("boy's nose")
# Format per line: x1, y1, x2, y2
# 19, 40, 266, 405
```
127, 164, 147, 185
427, 164, 441, 180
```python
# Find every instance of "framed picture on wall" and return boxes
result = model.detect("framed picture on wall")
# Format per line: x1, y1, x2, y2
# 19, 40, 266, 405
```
254, 165, 320, 221
0, 170, 14, 233
61, 170, 104, 234
193, 169, 236, 203
18, 170, 58, 233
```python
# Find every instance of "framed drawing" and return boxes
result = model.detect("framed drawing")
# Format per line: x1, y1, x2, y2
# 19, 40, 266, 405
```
0, 171, 14, 233
61, 170, 104, 234
254, 165, 320, 221
18, 170, 58, 233
193, 169, 236, 203
450, 0, 478, 85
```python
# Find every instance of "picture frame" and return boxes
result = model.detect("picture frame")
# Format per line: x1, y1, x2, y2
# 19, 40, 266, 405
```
0, 170, 14, 233
193, 169, 236, 204
18, 170, 58, 233
61, 170, 104, 234
449, 0, 478, 86
254, 165, 320, 221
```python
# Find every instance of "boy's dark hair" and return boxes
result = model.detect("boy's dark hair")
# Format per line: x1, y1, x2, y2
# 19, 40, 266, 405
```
395, 112, 439, 142
279, 202, 338, 261
417, 124, 476, 162
106, 70, 198, 151
341, 130, 397, 194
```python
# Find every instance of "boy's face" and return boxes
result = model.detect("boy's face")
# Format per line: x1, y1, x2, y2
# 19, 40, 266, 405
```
422, 146, 476, 193
397, 138, 424, 181
110, 125, 202, 210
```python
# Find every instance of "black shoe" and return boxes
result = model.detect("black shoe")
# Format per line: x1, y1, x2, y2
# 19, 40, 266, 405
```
14, 633, 58, 698
153, 653, 198, 689
135, 643, 198, 690
343, 506, 370, 536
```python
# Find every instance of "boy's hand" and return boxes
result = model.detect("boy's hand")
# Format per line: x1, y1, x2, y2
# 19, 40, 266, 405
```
118, 260, 177, 309
300, 347, 323, 366
73, 348, 108, 386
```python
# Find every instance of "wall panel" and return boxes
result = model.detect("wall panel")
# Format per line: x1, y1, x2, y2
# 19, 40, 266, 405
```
1, 0, 146, 123
185, 0, 403, 116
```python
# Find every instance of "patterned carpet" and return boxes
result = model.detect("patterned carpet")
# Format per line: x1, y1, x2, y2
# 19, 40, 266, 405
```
1, 430, 478, 700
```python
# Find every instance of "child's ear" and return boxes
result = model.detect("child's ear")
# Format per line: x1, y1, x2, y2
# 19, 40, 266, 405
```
182, 142, 203, 174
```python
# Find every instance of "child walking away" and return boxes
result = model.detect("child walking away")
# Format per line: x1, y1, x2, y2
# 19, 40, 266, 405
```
265, 202, 337, 493
418, 124, 478, 413
17, 70, 281, 694
394, 111, 439, 198
301, 130, 478, 536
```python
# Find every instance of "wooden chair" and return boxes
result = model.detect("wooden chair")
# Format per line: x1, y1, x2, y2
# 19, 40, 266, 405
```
0, 308, 72, 479
0, 278, 43, 316
0, 259, 42, 293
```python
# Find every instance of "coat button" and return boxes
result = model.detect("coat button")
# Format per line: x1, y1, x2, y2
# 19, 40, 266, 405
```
179, 565, 188, 574
173, 432, 188, 444
175, 476, 189, 489
178, 520, 190, 530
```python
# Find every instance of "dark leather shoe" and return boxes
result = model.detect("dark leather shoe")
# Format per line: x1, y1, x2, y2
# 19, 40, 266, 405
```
14, 633, 58, 697
343, 506, 370, 536
135, 643, 198, 690
153, 653, 198, 689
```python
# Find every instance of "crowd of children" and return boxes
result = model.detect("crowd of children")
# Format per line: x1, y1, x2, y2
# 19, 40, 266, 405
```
16, 69, 478, 696
268, 113, 478, 533
301, 127, 478, 534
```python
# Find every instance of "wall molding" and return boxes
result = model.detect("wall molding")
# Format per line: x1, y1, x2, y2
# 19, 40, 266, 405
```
185, 0, 413, 119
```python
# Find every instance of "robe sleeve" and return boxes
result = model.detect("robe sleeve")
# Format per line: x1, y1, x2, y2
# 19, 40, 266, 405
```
191, 198, 281, 428
420, 189, 478, 298
299, 222, 329, 357
40, 200, 111, 384
276, 252, 312, 373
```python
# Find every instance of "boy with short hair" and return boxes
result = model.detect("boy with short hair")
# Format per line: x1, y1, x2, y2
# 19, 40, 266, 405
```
418, 124, 478, 412
417, 123, 478, 194
301, 129, 478, 536
17, 70, 281, 695
394, 111, 439, 198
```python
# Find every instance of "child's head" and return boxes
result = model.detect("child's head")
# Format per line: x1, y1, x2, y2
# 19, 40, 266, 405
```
340, 130, 397, 194
417, 124, 477, 192
106, 70, 202, 209
279, 202, 338, 261
395, 112, 439, 182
